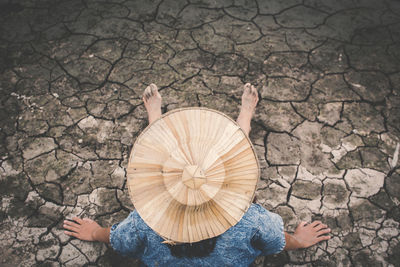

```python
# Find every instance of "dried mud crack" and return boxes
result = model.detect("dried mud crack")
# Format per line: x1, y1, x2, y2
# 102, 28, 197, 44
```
1, 0, 400, 266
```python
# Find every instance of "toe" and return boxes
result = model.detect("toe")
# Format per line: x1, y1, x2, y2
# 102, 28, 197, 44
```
143, 86, 152, 100
150, 83, 158, 93
244, 83, 251, 94
250, 85, 258, 98
150, 83, 162, 98
145, 92, 152, 99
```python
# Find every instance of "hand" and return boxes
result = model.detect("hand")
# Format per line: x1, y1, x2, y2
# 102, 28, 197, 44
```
293, 221, 331, 248
63, 217, 102, 241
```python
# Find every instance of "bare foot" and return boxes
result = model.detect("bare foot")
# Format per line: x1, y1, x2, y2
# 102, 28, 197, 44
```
64, 217, 102, 241
236, 83, 259, 136
293, 221, 331, 248
143, 83, 162, 124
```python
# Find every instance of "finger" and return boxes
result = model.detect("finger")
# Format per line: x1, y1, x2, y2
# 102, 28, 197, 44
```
64, 220, 81, 228
310, 220, 322, 227
142, 96, 147, 104
72, 217, 84, 224
298, 221, 307, 228
63, 224, 79, 232
314, 223, 328, 231
64, 230, 79, 238
317, 228, 331, 236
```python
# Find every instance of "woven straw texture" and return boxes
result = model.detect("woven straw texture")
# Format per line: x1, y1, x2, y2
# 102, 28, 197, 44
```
127, 107, 259, 243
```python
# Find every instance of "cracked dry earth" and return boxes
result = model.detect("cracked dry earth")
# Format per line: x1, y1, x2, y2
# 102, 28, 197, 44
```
1, 0, 400, 266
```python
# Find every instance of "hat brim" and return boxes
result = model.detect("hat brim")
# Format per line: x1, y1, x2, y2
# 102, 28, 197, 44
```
127, 107, 260, 243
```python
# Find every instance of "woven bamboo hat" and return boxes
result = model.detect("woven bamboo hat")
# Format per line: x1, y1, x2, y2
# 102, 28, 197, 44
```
127, 107, 259, 243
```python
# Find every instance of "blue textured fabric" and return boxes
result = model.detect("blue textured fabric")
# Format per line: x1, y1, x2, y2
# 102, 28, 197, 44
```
110, 203, 285, 266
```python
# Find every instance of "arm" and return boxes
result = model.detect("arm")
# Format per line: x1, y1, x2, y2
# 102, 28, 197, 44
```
93, 226, 111, 243
64, 217, 110, 243
284, 221, 331, 250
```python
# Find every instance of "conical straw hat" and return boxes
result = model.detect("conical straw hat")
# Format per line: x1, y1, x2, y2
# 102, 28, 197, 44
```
127, 107, 259, 243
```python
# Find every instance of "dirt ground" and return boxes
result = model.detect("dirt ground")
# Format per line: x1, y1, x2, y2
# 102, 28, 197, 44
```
1, 0, 400, 266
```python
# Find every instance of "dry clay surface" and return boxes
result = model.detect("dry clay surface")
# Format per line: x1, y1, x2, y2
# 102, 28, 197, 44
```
1, 0, 400, 266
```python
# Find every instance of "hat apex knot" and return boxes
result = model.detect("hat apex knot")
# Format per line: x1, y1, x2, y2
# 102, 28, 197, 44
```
182, 165, 206, 189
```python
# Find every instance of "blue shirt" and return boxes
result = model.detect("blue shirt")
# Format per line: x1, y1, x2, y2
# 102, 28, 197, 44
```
110, 204, 285, 266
